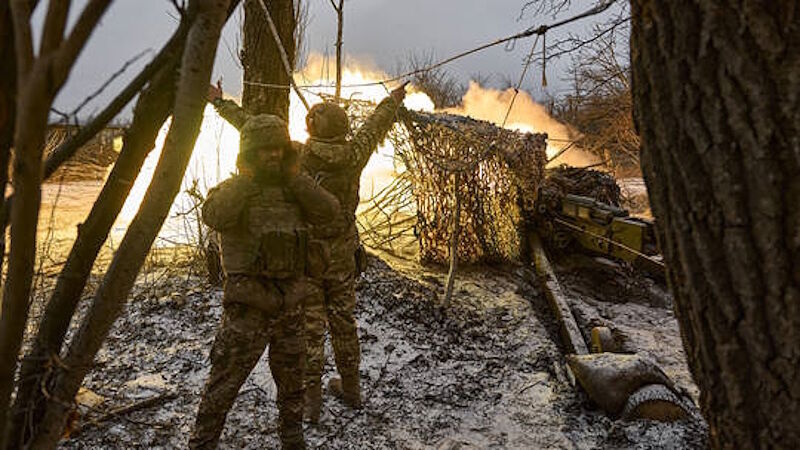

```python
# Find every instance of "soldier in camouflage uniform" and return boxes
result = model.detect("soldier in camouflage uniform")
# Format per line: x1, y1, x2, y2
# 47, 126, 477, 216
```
299, 86, 406, 422
189, 114, 340, 450
207, 83, 406, 422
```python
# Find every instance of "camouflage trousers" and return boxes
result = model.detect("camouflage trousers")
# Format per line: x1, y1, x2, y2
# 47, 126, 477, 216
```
304, 232, 360, 390
190, 281, 307, 450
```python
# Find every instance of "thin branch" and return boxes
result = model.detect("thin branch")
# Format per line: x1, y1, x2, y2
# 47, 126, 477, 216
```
519, 0, 573, 20
529, 16, 629, 65
334, 0, 343, 100
70, 48, 152, 118
40, 0, 71, 56
49, 107, 71, 124
10, 0, 34, 78
52, 0, 114, 87
168, 0, 187, 17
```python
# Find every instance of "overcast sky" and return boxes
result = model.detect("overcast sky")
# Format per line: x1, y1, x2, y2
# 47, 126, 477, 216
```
38, 0, 622, 122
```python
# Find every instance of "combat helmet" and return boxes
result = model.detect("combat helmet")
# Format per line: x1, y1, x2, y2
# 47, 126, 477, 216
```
306, 102, 350, 140
238, 114, 291, 168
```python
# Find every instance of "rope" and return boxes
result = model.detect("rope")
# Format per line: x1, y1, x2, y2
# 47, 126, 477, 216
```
242, 1, 617, 92
501, 34, 539, 128
541, 31, 548, 87
552, 217, 665, 268
547, 140, 577, 163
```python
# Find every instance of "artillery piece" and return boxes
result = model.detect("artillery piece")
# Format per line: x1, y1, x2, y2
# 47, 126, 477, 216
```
527, 166, 695, 421
347, 101, 695, 422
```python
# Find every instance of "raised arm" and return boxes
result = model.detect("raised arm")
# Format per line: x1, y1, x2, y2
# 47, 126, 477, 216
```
351, 83, 407, 170
207, 81, 249, 130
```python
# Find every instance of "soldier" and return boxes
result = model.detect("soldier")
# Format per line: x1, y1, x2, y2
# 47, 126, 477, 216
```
206, 82, 406, 423
299, 85, 406, 423
189, 114, 340, 450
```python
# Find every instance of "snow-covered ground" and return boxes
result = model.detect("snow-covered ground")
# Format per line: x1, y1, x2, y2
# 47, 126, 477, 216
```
57, 252, 707, 449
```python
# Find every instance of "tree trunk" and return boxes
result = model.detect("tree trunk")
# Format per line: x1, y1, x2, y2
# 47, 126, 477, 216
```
5, 56, 180, 450
631, 2, 800, 448
0, 1, 16, 277
0, 65, 50, 447
0, 1, 113, 440
242, 0, 296, 118
26, 0, 231, 446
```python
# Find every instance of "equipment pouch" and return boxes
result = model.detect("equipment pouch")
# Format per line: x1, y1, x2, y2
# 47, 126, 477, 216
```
259, 229, 308, 278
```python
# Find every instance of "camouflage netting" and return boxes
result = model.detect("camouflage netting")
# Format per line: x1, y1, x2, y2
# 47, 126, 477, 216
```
345, 97, 547, 265
533, 165, 622, 221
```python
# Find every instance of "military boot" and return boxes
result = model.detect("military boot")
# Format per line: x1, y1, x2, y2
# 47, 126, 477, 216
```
327, 376, 362, 409
303, 381, 322, 424
281, 438, 307, 450
278, 424, 306, 450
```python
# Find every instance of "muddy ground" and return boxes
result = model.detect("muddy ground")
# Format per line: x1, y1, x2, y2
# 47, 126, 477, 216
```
55, 249, 707, 449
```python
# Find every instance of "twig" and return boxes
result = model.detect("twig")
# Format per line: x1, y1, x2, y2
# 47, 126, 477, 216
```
443, 173, 461, 307
70, 48, 152, 118
71, 392, 177, 436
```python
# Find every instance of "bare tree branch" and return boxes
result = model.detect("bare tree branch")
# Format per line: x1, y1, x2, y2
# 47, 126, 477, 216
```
10, 0, 34, 78
169, 0, 187, 16
52, 0, 114, 86
528, 14, 629, 65
396, 51, 465, 108
293, 0, 309, 69
40, 0, 71, 55
552, 23, 638, 174
69, 48, 152, 118
0, 14, 193, 232
519, 0, 572, 19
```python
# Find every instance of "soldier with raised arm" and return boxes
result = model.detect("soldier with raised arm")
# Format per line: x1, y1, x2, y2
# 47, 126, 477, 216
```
298, 85, 406, 422
206, 82, 406, 423
189, 114, 340, 450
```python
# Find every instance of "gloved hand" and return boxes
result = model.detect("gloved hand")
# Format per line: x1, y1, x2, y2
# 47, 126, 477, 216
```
207, 79, 223, 103
390, 81, 408, 104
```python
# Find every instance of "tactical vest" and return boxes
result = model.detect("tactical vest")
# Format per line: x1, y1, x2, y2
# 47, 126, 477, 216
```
302, 139, 361, 226
218, 181, 308, 278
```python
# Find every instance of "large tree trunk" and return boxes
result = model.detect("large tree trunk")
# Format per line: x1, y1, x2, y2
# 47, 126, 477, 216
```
242, 0, 296, 118
26, 0, 231, 446
631, 2, 800, 448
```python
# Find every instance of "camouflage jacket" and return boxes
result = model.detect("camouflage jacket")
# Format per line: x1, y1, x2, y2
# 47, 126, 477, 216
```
202, 173, 341, 277
212, 97, 400, 233
302, 96, 400, 229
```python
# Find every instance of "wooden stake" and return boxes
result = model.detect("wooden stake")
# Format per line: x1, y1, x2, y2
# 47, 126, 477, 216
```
334, 0, 344, 101
443, 173, 461, 307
